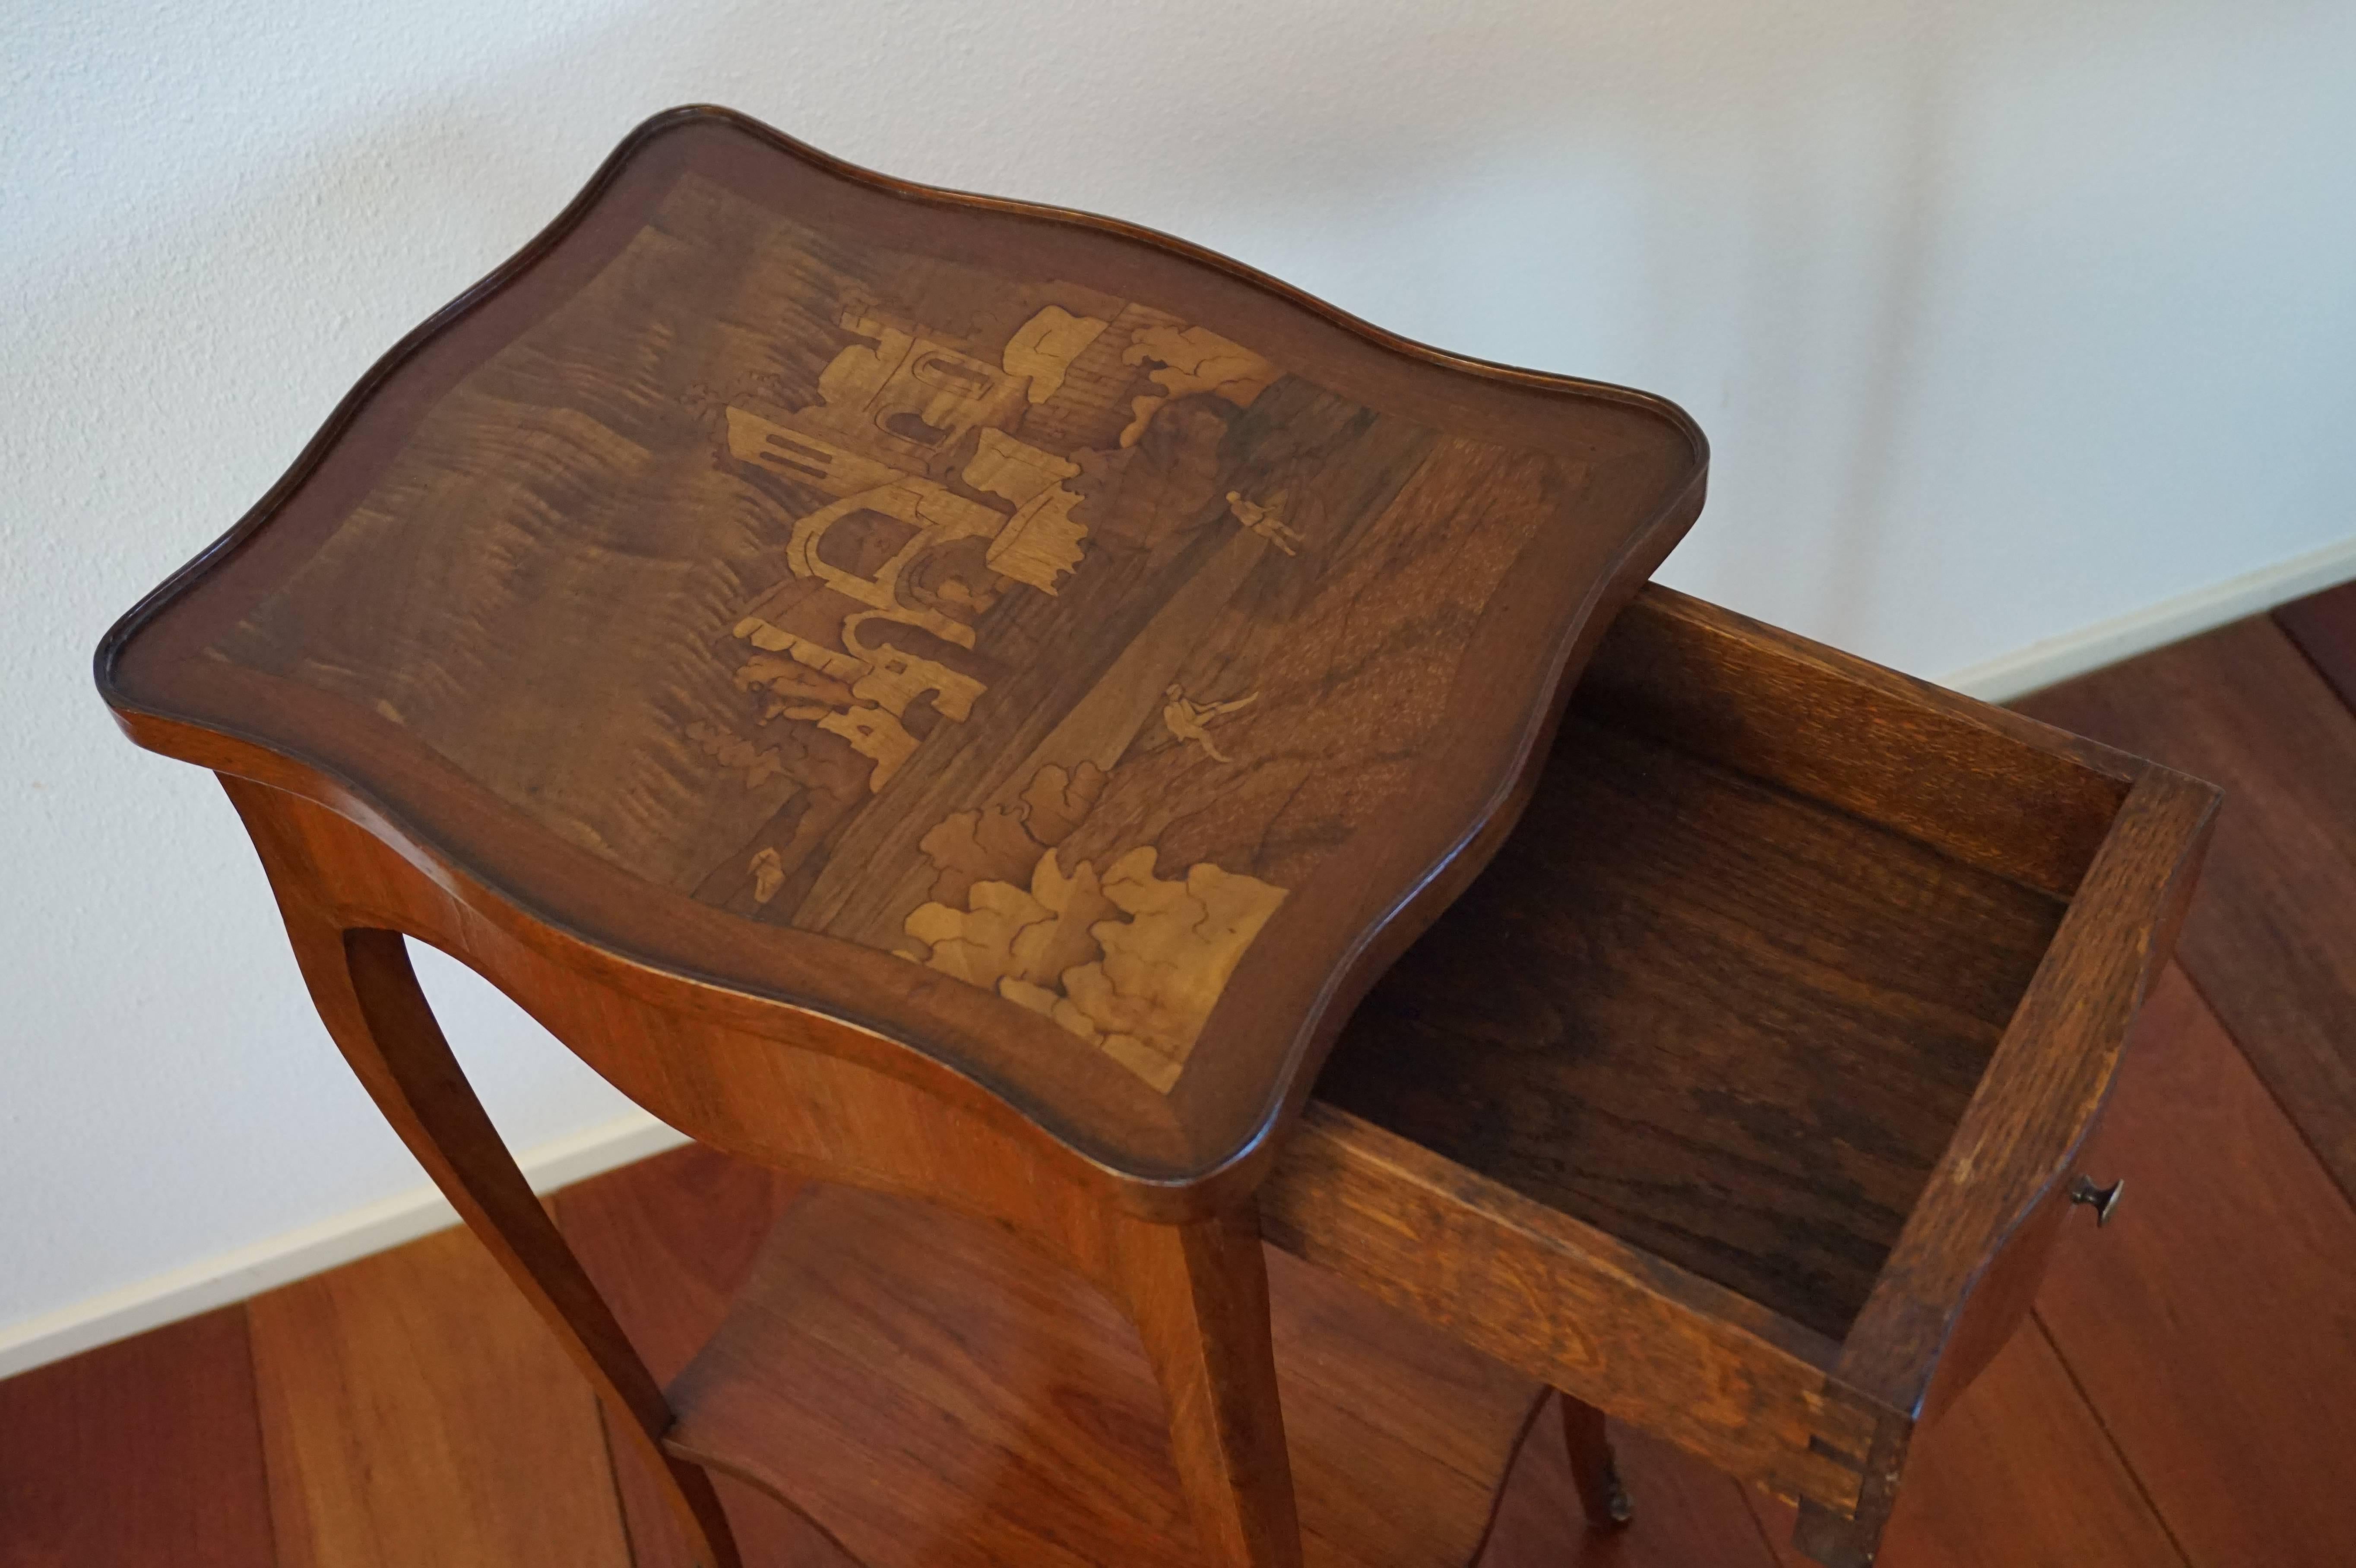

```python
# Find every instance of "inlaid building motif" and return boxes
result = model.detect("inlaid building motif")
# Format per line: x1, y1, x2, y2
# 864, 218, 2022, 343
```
694, 273, 1295, 1092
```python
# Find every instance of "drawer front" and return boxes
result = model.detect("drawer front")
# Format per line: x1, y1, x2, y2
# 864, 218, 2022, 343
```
1262, 1103, 1880, 1513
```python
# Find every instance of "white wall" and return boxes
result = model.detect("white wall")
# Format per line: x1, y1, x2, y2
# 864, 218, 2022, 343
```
5, 0, 2353, 1363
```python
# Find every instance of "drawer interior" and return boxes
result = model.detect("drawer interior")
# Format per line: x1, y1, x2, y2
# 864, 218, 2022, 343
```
1314, 607, 2077, 1343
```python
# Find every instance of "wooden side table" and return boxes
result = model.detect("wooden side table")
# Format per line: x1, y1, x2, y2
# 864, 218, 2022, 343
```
98, 107, 2215, 1568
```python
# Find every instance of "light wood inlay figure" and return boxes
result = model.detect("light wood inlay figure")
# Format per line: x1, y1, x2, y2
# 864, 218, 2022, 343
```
98, 106, 1704, 1568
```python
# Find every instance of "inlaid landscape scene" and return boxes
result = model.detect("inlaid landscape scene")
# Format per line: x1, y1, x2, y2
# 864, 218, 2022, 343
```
215, 170, 1574, 1092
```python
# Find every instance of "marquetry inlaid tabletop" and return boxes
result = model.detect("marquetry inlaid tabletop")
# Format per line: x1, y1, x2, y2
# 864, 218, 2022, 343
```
100, 107, 1706, 1184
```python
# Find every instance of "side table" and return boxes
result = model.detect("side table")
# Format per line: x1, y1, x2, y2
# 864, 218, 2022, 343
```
98, 107, 2215, 1568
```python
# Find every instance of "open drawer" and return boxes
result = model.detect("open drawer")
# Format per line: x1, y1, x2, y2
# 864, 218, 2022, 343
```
1262, 584, 2219, 1567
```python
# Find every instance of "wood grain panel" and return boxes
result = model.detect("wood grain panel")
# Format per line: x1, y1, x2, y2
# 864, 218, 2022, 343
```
1574, 588, 2134, 899
1822, 764, 2214, 1490
1261, 1106, 1871, 1514
663, 1183, 1542, 1568
0, 1307, 276, 1568
2014, 615, 2356, 1201
1750, 1325, 2183, 1568
2275, 578, 2356, 714
1315, 712, 2062, 1340
247, 1223, 632, 1568
2034, 966, 2356, 1568
552, 1145, 857, 1568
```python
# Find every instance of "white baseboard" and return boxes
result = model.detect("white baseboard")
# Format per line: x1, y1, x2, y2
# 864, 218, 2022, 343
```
1944, 532, 2356, 704
7, 532, 2353, 1386
0, 1110, 687, 1381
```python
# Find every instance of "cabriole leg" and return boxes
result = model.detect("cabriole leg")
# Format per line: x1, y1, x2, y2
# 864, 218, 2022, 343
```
1558, 1389, 1633, 1530
1115, 1203, 1305, 1568
225, 778, 742, 1568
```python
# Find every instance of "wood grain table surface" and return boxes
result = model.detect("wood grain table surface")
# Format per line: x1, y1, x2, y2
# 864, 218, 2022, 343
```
96, 104, 1706, 1192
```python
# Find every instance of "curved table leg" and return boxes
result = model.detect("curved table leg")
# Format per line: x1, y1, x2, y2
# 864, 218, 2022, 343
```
1115, 1204, 1305, 1568
1559, 1389, 1633, 1530
230, 781, 741, 1568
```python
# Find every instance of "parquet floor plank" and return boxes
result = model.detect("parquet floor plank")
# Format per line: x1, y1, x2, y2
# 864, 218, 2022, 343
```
2015, 615, 2356, 1201
1748, 1323, 2182, 1568
2275, 579, 2356, 715
2034, 965, 2356, 1568
245, 1223, 632, 1568
0, 1306, 276, 1568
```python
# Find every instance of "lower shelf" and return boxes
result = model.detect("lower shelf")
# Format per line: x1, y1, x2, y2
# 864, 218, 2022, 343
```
661, 1183, 1546, 1568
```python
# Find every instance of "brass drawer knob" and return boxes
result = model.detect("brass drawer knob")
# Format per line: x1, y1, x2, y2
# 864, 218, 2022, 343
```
2071, 1175, 2124, 1226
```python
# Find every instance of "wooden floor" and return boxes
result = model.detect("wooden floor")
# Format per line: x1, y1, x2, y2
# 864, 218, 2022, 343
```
10, 583, 2356, 1568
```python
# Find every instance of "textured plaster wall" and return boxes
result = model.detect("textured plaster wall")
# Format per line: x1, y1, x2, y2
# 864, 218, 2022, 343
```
4, 0, 2353, 1336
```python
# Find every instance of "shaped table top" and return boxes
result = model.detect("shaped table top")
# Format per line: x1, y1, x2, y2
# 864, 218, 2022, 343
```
100, 107, 1706, 1189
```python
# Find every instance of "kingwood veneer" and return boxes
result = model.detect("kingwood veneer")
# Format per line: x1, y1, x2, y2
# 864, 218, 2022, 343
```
97, 106, 2215, 1568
